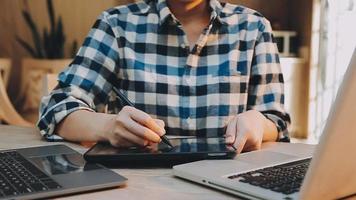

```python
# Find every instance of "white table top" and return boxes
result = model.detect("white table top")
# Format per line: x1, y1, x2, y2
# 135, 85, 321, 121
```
0, 125, 313, 200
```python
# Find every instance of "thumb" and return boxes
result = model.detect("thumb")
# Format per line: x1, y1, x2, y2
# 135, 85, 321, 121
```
234, 133, 247, 154
225, 134, 235, 144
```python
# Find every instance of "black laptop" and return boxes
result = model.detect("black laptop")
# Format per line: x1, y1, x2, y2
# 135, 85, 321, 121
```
0, 145, 127, 200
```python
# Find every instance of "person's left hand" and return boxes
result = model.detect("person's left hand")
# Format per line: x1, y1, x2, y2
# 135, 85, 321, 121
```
225, 110, 266, 154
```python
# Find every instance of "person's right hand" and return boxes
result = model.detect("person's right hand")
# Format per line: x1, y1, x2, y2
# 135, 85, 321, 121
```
104, 106, 166, 148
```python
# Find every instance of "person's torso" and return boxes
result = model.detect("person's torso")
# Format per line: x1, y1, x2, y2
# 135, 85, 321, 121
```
106, 0, 265, 137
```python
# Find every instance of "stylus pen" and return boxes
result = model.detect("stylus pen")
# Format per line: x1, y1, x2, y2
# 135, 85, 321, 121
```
112, 87, 174, 148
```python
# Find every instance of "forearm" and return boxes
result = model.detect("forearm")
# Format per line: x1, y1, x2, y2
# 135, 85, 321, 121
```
56, 110, 116, 142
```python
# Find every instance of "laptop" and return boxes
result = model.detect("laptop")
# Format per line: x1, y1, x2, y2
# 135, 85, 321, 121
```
173, 49, 356, 200
0, 144, 127, 200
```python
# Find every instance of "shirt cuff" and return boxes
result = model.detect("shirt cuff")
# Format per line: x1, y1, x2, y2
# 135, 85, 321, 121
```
263, 113, 290, 142
37, 100, 94, 141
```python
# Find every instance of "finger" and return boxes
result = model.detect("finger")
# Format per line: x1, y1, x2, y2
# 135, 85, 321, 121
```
225, 117, 237, 144
115, 126, 149, 147
154, 119, 165, 129
121, 117, 161, 143
146, 143, 159, 151
127, 107, 166, 136
226, 145, 237, 152
233, 132, 247, 154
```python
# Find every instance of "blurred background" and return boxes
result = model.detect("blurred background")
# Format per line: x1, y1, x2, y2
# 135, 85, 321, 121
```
0, 0, 355, 142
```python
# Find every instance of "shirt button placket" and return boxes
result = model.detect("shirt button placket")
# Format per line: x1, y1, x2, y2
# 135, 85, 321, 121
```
181, 43, 190, 56
182, 64, 191, 127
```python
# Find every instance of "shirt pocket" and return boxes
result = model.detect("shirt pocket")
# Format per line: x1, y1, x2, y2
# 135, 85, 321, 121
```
211, 65, 244, 82
210, 65, 248, 99
223, 68, 242, 82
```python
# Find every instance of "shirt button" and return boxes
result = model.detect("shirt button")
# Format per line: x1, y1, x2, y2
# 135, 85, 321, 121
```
190, 87, 196, 95
181, 43, 187, 49
187, 117, 192, 123
196, 46, 202, 52
186, 77, 192, 85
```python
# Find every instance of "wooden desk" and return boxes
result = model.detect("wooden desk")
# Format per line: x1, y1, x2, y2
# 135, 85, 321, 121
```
0, 125, 310, 200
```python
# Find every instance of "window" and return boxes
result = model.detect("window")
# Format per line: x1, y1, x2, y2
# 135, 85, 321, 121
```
309, 0, 356, 139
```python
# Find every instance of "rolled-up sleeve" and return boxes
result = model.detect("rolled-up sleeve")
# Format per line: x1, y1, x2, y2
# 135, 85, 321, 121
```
247, 18, 291, 142
37, 11, 120, 141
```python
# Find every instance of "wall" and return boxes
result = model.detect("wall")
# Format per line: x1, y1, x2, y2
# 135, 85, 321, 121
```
232, 0, 313, 55
230, 0, 291, 30
0, 0, 133, 99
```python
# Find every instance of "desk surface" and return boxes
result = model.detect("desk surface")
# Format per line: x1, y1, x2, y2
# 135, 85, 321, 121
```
0, 125, 308, 200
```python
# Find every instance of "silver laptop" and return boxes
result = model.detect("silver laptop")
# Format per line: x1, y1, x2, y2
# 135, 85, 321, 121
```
0, 144, 127, 200
173, 49, 356, 200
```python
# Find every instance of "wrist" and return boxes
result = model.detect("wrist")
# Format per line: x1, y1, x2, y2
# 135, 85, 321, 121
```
261, 114, 279, 142
245, 110, 278, 142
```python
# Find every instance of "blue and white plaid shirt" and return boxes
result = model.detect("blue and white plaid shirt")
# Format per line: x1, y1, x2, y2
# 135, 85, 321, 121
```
38, 0, 291, 141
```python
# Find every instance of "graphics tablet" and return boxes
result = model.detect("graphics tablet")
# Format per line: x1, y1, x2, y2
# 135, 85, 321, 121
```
84, 137, 236, 167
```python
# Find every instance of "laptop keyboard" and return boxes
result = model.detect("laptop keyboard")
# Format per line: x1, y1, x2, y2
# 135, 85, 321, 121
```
0, 151, 62, 198
228, 158, 311, 195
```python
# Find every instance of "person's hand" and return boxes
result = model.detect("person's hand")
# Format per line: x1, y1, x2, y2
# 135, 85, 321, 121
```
225, 110, 266, 154
104, 106, 166, 148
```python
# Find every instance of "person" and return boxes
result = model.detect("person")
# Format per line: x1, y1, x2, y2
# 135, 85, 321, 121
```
38, 0, 291, 154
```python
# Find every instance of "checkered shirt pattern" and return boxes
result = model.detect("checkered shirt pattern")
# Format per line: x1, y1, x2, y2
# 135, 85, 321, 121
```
37, 0, 291, 141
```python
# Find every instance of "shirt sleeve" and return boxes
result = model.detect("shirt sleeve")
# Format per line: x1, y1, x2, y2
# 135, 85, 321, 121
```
247, 18, 291, 142
37, 11, 120, 141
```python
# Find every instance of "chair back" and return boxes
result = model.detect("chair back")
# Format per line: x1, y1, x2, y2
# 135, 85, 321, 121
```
0, 74, 32, 127
18, 59, 71, 112
0, 58, 11, 87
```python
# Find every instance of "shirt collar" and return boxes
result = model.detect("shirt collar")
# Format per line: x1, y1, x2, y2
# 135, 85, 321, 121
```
156, 0, 175, 25
155, 0, 229, 26
209, 0, 227, 25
